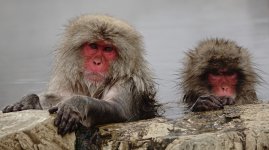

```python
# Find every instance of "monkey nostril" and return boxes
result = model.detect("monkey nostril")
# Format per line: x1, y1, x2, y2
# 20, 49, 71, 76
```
93, 61, 101, 65
222, 86, 229, 91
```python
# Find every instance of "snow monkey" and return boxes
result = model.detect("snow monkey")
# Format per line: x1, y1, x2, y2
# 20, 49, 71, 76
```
2, 14, 159, 135
180, 38, 259, 112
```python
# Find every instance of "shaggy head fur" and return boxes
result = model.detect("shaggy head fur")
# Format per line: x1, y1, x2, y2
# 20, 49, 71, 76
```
46, 14, 158, 119
48, 15, 152, 93
181, 38, 259, 106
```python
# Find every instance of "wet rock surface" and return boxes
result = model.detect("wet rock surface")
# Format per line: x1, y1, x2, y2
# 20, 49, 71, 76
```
1, 104, 269, 150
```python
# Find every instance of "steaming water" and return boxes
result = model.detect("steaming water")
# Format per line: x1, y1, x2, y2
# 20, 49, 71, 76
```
0, 0, 269, 118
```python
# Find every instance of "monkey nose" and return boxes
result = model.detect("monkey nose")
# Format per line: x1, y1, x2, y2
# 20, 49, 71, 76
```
93, 58, 102, 65
221, 86, 229, 92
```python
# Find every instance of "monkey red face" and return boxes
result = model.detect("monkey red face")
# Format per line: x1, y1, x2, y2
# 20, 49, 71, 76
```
82, 40, 118, 82
208, 68, 238, 97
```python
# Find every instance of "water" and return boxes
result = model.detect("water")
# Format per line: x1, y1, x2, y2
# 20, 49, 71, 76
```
0, 0, 269, 117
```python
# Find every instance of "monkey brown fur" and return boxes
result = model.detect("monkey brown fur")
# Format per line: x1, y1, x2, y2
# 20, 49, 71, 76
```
180, 38, 259, 112
3, 14, 159, 135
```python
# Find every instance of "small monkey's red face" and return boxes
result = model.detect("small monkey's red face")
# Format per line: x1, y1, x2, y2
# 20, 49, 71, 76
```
208, 68, 238, 97
82, 40, 118, 82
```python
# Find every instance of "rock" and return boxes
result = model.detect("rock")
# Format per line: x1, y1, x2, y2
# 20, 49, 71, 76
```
0, 110, 75, 150
1, 104, 269, 150
93, 104, 269, 150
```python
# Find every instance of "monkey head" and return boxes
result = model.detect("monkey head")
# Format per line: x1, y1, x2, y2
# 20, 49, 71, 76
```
181, 38, 259, 108
53, 15, 146, 87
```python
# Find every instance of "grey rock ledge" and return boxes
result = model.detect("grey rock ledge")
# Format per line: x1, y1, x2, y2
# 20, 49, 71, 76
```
1, 104, 269, 150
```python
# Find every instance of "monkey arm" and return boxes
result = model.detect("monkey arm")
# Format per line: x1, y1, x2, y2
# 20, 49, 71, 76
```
190, 95, 223, 112
2, 92, 67, 113
48, 85, 134, 136
39, 93, 65, 110
48, 96, 131, 136
2, 94, 42, 113
190, 95, 235, 112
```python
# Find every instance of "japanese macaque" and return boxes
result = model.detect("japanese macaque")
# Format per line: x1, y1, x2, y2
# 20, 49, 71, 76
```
2, 14, 159, 135
180, 38, 259, 112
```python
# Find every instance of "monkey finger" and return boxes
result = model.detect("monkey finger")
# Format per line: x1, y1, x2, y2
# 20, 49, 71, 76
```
191, 101, 206, 112
198, 96, 223, 108
199, 95, 221, 106
225, 97, 235, 105
13, 104, 23, 111
205, 100, 224, 109
218, 96, 226, 105
192, 101, 214, 112
58, 107, 71, 135
48, 106, 58, 114
59, 107, 71, 128
58, 121, 67, 136
207, 96, 223, 107
214, 100, 223, 107
62, 117, 76, 135
196, 100, 223, 111
2, 105, 9, 113
193, 104, 209, 112
71, 123, 78, 132
54, 106, 64, 127
5, 105, 15, 113
58, 120, 70, 136
70, 116, 80, 132
58, 127, 64, 136
220, 97, 235, 105
20, 105, 32, 110
207, 100, 222, 107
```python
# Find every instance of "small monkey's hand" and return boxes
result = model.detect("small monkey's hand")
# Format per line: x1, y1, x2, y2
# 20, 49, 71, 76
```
191, 95, 224, 112
2, 94, 42, 113
219, 96, 235, 105
48, 97, 88, 136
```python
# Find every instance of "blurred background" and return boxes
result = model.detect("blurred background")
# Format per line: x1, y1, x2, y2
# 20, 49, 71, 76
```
0, 0, 269, 117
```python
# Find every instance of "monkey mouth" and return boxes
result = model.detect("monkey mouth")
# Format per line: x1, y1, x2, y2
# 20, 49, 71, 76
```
84, 72, 106, 83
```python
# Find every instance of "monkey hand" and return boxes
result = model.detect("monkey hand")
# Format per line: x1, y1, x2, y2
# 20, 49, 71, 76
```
2, 94, 42, 113
48, 97, 88, 136
190, 95, 224, 112
219, 96, 235, 105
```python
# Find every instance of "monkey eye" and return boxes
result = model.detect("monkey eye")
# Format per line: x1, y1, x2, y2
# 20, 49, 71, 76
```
225, 70, 236, 75
210, 72, 220, 76
208, 69, 219, 75
89, 43, 98, 49
104, 46, 114, 52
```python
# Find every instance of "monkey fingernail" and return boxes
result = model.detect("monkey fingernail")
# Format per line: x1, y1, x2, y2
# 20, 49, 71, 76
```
2, 106, 8, 113
48, 106, 58, 114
